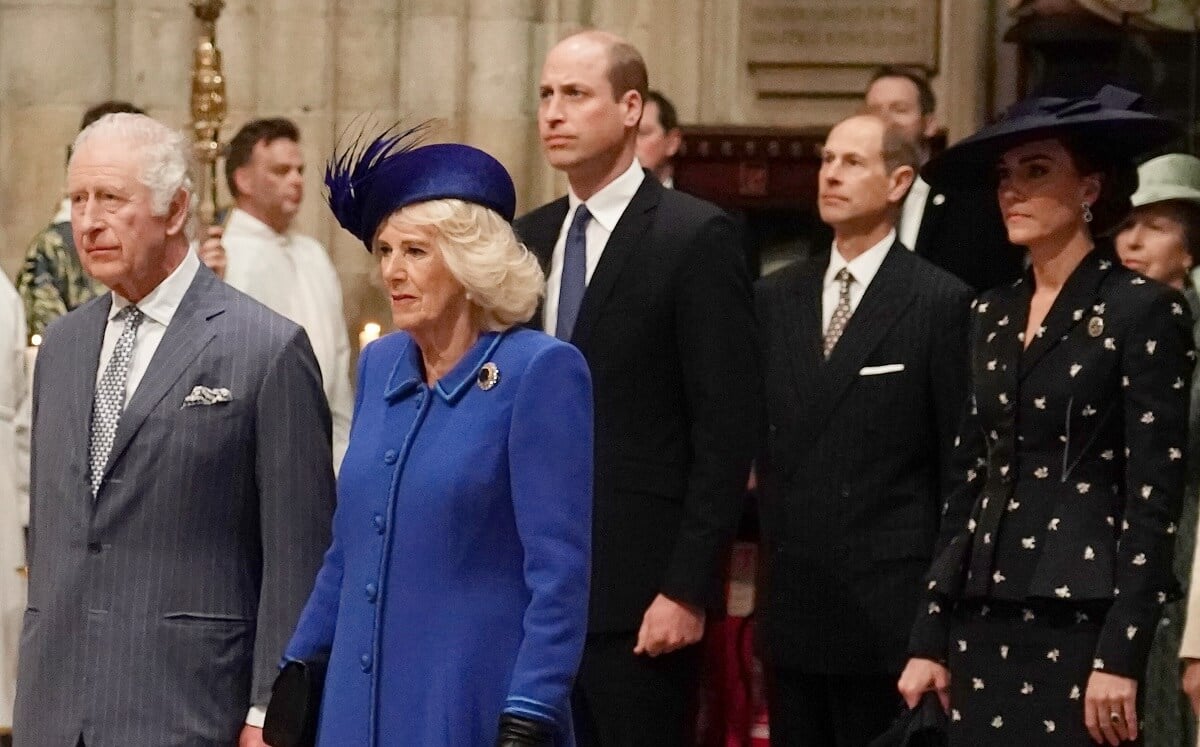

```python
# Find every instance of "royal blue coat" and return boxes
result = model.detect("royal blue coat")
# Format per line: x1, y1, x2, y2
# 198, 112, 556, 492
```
284, 328, 593, 746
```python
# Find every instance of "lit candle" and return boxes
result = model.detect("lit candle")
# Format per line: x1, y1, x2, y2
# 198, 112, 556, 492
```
359, 322, 381, 349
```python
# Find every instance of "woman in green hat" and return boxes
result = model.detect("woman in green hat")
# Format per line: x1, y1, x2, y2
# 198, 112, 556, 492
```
1117, 153, 1200, 747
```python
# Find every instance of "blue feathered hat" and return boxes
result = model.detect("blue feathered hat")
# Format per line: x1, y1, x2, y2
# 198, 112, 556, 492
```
325, 121, 518, 251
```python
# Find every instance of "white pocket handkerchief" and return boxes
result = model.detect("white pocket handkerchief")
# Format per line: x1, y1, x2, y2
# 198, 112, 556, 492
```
859, 363, 905, 376
182, 386, 233, 407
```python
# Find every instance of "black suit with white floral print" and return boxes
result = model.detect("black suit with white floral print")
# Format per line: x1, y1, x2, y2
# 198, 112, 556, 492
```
910, 247, 1193, 743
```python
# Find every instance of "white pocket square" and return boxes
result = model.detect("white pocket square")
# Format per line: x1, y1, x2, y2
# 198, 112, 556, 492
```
859, 363, 905, 376
182, 386, 233, 407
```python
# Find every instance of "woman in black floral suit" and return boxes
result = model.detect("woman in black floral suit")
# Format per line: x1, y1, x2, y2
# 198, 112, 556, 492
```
898, 86, 1191, 746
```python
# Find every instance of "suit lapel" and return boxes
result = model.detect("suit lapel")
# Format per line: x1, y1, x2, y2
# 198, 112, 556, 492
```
520, 199, 569, 331
913, 189, 947, 257
67, 297, 113, 489
813, 244, 915, 423
1019, 250, 1114, 379
101, 270, 225, 479
571, 176, 661, 352
776, 255, 827, 454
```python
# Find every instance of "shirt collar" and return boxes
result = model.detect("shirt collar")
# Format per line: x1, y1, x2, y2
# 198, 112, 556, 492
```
825, 229, 896, 289
907, 175, 931, 205
227, 207, 290, 244
109, 249, 200, 327
384, 330, 507, 405
567, 158, 646, 232
53, 198, 71, 225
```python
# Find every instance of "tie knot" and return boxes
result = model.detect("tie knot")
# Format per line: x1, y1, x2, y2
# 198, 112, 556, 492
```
572, 204, 592, 229
120, 305, 144, 325
836, 267, 853, 286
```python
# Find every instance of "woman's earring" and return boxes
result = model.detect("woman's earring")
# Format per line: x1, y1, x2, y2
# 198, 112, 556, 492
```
1082, 201, 1094, 224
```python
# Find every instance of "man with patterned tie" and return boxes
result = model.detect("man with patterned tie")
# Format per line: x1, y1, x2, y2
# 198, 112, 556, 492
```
514, 30, 760, 747
754, 113, 973, 746
12, 113, 335, 747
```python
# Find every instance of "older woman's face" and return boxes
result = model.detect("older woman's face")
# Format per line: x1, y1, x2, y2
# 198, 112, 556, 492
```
374, 214, 469, 336
1115, 203, 1193, 288
996, 138, 1099, 249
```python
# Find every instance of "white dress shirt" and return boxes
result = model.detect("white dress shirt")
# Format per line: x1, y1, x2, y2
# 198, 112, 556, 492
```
821, 230, 896, 333
544, 159, 646, 337
221, 208, 353, 472
899, 175, 931, 252
97, 249, 199, 403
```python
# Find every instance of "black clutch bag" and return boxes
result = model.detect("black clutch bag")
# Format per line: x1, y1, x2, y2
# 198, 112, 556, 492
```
868, 691, 948, 747
263, 659, 327, 747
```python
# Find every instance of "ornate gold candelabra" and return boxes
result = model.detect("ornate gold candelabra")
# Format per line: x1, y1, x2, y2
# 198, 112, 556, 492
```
190, 0, 227, 226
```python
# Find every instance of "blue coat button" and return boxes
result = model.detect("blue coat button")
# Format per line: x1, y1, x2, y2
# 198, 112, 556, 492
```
372, 514, 385, 533
383, 449, 398, 465
365, 583, 378, 602
360, 653, 371, 672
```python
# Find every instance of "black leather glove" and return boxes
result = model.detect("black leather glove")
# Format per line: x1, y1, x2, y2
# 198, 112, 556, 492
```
495, 712, 554, 746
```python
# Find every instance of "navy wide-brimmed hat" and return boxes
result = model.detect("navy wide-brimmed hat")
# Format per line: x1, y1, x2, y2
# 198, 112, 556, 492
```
922, 85, 1179, 189
325, 122, 518, 251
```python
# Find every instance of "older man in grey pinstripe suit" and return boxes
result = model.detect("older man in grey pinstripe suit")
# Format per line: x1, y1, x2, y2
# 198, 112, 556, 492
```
13, 113, 335, 747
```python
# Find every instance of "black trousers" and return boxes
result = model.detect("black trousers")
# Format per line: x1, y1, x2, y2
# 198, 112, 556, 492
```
571, 632, 702, 747
766, 668, 901, 747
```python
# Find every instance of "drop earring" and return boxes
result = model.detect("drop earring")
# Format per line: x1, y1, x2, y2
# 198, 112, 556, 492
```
1082, 201, 1093, 224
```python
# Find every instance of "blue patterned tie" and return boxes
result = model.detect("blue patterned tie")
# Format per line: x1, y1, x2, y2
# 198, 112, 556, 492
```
556, 204, 591, 341
89, 305, 144, 496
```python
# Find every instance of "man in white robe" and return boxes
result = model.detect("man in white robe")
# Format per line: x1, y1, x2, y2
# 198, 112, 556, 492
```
221, 118, 352, 470
0, 272, 30, 730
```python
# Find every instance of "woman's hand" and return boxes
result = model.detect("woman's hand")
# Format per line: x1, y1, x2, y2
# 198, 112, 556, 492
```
897, 657, 951, 712
1182, 659, 1200, 716
1084, 671, 1138, 745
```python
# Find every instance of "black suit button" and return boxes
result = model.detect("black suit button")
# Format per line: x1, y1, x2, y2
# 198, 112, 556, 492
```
87, 542, 102, 554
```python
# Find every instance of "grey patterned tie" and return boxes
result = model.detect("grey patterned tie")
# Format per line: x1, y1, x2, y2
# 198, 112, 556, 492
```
823, 268, 854, 359
89, 305, 144, 496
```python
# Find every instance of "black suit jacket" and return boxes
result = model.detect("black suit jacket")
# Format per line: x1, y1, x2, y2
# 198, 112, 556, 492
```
911, 249, 1194, 679
756, 243, 973, 675
515, 173, 760, 633
913, 180, 1026, 293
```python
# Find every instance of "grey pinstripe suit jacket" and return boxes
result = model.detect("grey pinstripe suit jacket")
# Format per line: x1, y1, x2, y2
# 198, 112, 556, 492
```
13, 265, 335, 746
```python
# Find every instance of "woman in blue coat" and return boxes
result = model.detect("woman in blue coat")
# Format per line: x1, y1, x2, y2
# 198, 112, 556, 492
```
279, 125, 593, 746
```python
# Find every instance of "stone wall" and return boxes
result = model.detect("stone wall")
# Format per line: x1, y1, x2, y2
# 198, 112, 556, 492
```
0, 0, 999, 352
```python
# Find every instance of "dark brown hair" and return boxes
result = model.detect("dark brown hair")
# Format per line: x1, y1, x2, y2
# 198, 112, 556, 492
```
645, 90, 679, 131
224, 118, 300, 197
605, 39, 648, 103
1059, 133, 1138, 237
869, 66, 936, 116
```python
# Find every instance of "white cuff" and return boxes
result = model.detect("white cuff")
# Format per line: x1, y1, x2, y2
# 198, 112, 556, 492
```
246, 705, 267, 728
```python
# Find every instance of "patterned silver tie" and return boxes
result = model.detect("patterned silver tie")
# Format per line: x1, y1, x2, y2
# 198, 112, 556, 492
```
89, 305, 144, 496
823, 268, 854, 359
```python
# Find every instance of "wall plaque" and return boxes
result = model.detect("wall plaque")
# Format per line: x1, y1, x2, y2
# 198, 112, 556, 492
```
745, 0, 940, 71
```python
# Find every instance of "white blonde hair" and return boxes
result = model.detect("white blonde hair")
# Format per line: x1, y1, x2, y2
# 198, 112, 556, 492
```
388, 199, 545, 330
71, 113, 198, 240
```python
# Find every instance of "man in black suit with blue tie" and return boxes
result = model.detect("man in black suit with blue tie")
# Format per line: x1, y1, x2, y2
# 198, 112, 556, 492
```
755, 113, 973, 746
515, 30, 760, 747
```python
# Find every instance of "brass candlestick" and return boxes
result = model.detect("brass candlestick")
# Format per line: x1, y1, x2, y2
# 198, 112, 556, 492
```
190, 0, 227, 226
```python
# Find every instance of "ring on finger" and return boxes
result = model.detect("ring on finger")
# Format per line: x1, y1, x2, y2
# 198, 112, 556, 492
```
1109, 711, 1123, 725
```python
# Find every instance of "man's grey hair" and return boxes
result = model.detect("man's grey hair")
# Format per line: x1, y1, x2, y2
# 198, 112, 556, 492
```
71, 113, 198, 239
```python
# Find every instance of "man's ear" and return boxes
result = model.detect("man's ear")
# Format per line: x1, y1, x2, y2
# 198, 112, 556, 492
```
232, 166, 252, 200
623, 90, 643, 129
888, 164, 915, 203
164, 188, 190, 237
922, 114, 940, 142
665, 128, 683, 159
